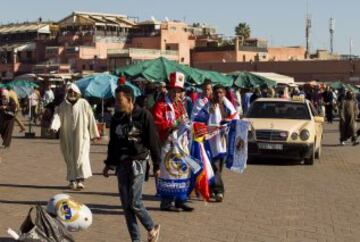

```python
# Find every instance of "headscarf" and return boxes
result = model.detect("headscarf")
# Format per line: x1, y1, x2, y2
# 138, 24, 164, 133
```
66, 83, 81, 95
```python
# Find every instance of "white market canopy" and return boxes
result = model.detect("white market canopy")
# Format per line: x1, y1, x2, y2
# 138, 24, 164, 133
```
250, 72, 296, 86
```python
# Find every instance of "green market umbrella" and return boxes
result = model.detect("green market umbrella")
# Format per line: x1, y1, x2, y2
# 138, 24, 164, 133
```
228, 71, 277, 89
328, 81, 359, 93
115, 57, 232, 86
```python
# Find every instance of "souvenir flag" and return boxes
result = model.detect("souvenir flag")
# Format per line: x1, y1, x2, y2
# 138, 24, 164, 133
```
226, 119, 249, 173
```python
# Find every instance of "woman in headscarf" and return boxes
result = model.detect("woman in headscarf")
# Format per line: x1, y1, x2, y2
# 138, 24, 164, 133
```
339, 91, 359, 146
0, 89, 17, 148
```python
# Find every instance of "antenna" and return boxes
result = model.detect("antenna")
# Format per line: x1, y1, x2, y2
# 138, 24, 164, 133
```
329, 17, 335, 54
305, 14, 312, 58
349, 38, 353, 59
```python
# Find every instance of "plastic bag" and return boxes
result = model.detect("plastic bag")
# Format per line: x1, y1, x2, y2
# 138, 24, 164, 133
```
18, 205, 75, 242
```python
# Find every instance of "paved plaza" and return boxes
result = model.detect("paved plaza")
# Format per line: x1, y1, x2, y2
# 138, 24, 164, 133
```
1, 122, 360, 242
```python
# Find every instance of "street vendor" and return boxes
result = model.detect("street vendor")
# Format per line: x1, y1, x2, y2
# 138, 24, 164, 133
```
152, 72, 194, 212
192, 84, 238, 202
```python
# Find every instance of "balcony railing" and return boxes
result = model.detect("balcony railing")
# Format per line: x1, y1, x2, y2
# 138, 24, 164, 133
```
107, 48, 178, 56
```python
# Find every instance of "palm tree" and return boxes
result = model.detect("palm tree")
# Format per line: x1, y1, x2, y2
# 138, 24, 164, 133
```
235, 22, 251, 45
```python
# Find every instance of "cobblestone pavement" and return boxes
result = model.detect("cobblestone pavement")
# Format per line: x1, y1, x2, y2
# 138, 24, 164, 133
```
1, 122, 360, 242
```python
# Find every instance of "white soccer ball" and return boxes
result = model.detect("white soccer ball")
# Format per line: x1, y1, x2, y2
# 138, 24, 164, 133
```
47, 194, 92, 232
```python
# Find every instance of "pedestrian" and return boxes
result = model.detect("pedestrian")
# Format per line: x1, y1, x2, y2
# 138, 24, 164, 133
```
191, 79, 213, 120
152, 72, 194, 212
339, 91, 359, 146
7, 87, 26, 132
234, 87, 243, 116
323, 86, 334, 123
156, 81, 168, 101
206, 85, 238, 202
42, 84, 55, 108
0, 89, 16, 148
29, 87, 41, 125
181, 89, 193, 118
242, 88, 253, 114
103, 85, 161, 242
50, 84, 99, 190
266, 87, 275, 98
250, 87, 262, 103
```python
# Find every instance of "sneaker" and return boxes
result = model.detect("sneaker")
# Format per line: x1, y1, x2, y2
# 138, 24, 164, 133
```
148, 224, 160, 242
353, 141, 359, 146
68, 181, 77, 190
215, 193, 224, 202
175, 203, 194, 212
340, 142, 346, 146
77, 182, 85, 190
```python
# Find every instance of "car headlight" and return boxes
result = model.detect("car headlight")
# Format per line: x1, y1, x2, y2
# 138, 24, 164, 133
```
300, 129, 310, 141
291, 132, 299, 140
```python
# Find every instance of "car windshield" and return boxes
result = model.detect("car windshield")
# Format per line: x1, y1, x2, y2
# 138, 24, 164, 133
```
247, 101, 311, 120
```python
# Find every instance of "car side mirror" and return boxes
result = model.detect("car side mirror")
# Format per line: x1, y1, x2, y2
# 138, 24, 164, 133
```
314, 116, 324, 123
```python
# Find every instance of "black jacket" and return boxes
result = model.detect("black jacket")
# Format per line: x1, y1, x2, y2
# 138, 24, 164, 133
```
105, 105, 161, 172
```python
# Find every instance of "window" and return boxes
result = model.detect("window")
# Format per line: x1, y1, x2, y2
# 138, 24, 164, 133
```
247, 102, 311, 120
309, 102, 318, 117
82, 64, 86, 70
89, 64, 94, 70
243, 55, 246, 62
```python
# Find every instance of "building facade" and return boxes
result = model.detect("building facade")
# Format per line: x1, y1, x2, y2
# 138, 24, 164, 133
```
0, 22, 57, 80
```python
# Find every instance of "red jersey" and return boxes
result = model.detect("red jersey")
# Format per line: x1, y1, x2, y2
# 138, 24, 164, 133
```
152, 96, 186, 143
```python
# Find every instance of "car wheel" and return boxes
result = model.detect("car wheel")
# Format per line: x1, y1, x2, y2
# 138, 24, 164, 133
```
304, 146, 315, 165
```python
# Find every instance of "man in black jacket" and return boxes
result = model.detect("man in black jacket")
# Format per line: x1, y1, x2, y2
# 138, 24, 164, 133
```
103, 85, 161, 242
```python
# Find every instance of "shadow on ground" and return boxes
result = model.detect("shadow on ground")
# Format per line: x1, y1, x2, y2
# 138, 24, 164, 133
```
0, 238, 16, 242
0, 199, 129, 216
248, 158, 302, 166
0, 183, 67, 190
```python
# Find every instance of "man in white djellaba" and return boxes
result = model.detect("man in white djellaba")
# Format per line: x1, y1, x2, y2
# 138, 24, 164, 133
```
51, 83, 99, 190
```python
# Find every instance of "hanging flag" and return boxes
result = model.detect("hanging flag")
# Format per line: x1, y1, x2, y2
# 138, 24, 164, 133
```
157, 124, 194, 201
190, 122, 215, 201
226, 119, 249, 173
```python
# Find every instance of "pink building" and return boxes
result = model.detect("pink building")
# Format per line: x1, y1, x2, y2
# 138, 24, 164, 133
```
0, 22, 57, 80
108, 20, 195, 71
191, 37, 306, 66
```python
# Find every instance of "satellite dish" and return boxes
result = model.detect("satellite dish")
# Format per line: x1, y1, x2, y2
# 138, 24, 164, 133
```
165, 17, 169, 22
151, 16, 156, 22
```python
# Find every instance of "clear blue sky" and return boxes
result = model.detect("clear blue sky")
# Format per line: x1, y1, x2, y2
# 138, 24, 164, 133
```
1, 0, 359, 55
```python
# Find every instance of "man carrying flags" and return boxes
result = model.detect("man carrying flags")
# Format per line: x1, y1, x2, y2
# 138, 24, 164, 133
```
152, 72, 194, 212
192, 84, 238, 202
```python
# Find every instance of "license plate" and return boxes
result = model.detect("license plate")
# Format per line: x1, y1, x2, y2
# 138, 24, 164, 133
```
258, 143, 283, 150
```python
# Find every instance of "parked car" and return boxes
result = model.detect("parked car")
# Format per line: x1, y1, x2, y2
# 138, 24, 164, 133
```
246, 97, 324, 165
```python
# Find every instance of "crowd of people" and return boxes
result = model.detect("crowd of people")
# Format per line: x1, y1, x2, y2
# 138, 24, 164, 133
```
1, 74, 360, 241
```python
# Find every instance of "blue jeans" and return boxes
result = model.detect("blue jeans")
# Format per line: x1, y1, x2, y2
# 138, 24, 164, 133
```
117, 160, 155, 242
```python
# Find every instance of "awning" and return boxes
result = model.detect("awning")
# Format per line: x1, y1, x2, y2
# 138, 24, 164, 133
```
250, 72, 296, 86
